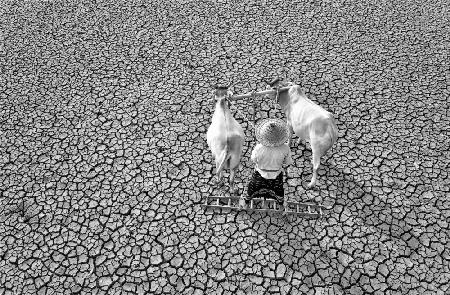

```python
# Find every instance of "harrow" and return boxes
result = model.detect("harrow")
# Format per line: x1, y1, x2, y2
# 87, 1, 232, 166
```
202, 195, 329, 218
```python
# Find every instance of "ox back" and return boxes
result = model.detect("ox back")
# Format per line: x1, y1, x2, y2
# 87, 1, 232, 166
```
282, 85, 338, 187
206, 97, 244, 193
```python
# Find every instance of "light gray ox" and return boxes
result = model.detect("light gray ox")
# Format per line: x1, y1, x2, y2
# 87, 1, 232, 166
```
267, 79, 338, 188
206, 86, 244, 194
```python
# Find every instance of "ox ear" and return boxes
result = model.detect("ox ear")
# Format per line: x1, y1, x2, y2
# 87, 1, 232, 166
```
266, 77, 283, 88
215, 85, 229, 95
211, 90, 217, 101
211, 85, 222, 101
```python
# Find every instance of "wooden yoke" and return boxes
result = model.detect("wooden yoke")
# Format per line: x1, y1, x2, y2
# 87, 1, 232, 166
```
230, 86, 292, 101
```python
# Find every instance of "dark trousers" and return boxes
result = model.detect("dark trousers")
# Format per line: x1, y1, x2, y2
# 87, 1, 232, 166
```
246, 170, 284, 204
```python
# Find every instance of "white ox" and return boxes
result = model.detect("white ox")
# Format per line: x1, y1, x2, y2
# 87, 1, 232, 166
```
268, 81, 338, 188
206, 86, 245, 194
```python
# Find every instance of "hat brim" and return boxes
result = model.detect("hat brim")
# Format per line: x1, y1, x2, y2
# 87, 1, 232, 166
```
255, 118, 290, 147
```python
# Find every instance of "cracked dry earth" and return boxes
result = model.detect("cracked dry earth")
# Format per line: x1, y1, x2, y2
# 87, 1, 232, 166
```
0, 0, 449, 294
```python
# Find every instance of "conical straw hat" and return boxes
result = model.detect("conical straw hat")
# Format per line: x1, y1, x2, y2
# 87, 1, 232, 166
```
255, 118, 289, 147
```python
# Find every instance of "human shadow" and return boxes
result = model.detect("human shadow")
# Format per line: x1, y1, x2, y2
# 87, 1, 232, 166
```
232, 157, 421, 291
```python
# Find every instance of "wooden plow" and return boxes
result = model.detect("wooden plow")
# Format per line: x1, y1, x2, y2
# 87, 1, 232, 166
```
201, 195, 328, 218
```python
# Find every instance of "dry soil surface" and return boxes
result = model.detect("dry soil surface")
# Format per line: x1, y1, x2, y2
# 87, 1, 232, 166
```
1, 0, 449, 294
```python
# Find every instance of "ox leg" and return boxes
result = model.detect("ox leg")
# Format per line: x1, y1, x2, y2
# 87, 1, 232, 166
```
287, 122, 294, 147
229, 168, 237, 195
215, 160, 223, 185
308, 145, 321, 188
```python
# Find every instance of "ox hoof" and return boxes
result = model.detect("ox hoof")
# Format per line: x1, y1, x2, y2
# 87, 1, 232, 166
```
230, 187, 238, 196
239, 197, 247, 209
307, 181, 316, 189
282, 201, 289, 215
213, 178, 224, 187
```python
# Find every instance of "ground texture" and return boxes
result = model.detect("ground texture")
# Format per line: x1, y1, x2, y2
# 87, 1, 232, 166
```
1, 0, 449, 294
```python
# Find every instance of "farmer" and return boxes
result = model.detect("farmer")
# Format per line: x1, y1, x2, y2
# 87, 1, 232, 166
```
241, 118, 293, 208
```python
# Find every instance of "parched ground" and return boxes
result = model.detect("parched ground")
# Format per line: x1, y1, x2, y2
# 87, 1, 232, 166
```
1, 0, 449, 294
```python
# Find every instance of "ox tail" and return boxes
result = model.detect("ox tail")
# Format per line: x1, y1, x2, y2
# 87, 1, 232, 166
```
216, 147, 231, 175
326, 118, 338, 154
330, 118, 338, 144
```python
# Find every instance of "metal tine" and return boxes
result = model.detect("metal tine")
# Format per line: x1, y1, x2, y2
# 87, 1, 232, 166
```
308, 205, 312, 214
250, 199, 254, 209
286, 203, 291, 213
296, 203, 300, 213
228, 198, 231, 207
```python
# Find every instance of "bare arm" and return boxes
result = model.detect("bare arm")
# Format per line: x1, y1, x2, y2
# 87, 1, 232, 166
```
250, 145, 258, 164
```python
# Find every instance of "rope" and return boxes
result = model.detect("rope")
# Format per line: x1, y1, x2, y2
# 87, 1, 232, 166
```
252, 95, 256, 127
275, 86, 280, 104
227, 92, 257, 130
230, 87, 291, 180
